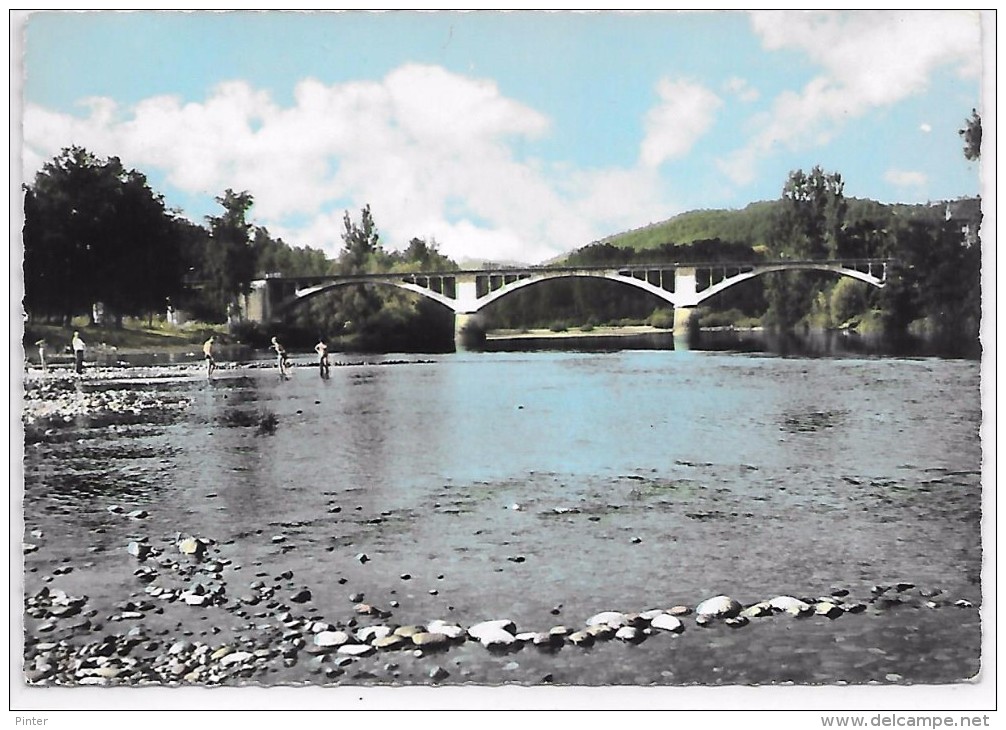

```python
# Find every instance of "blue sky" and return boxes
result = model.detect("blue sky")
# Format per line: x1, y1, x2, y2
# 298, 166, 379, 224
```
19, 10, 985, 264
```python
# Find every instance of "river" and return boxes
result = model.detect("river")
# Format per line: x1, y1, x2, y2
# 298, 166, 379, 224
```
20, 338, 984, 687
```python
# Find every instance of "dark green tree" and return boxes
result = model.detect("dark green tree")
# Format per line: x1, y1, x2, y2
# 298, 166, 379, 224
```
204, 189, 256, 322
878, 219, 981, 339
23, 146, 185, 325
959, 109, 982, 161
764, 166, 847, 329
252, 226, 330, 278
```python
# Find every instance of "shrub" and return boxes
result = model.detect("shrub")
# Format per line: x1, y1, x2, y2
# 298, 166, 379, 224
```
649, 308, 676, 329
830, 278, 870, 326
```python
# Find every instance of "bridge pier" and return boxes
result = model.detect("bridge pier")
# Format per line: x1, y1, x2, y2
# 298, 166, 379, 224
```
673, 306, 696, 336
673, 306, 699, 351
454, 312, 485, 351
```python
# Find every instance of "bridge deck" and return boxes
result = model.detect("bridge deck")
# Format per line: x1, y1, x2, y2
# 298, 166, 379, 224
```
264, 258, 891, 285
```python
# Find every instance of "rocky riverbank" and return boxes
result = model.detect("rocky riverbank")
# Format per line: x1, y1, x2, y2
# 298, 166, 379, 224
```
23, 514, 977, 686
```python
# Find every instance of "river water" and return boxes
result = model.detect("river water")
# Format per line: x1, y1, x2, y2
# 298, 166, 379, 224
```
20, 341, 984, 686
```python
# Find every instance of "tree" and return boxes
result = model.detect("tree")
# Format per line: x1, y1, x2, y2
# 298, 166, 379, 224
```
23, 146, 185, 325
959, 109, 981, 161
764, 166, 847, 329
337, 204, 382, 274
204, 189, 256, 322
252, 226, 330, 278
878, 218, 981, 339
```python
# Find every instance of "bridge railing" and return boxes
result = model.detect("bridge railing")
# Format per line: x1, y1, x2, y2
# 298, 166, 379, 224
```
262, 258, 892, 285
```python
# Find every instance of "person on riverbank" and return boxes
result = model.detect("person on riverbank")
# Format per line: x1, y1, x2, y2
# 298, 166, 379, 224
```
71, 332, 85, 374
271, 336, 290, 376
203, 336, 217, 377
315, 338, 330, 378
35, 339, 47, 373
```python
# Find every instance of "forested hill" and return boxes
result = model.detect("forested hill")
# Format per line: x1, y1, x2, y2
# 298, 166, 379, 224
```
589, 198, 946, 255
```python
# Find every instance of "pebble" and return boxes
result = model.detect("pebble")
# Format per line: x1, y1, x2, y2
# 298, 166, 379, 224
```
125, 542, 150, 560
615, 626, 643, 643
289, 589, 312, 604
412, 632, 450, 649
815, 602, 844, 619
313, 631, 350, 648
427, 620, 465, 640
394, 625, 423, 638
740, 602, 773, 619
218, 651, 254, 668
337, 644, 375, 657
357, 626, 391, 643
373, 635, 407, 649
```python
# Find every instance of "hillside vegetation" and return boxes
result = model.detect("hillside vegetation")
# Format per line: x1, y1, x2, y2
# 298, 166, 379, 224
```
594, 198, 945, 254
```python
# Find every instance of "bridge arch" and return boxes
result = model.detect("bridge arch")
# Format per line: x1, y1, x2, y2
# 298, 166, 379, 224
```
685, 262, 887, 307
274, 279, 458, 318
469, 271, 680, 312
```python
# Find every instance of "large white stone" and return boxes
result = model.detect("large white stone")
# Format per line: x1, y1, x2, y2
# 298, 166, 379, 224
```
468, 619, 516, 641
427, 620, 465, 640
615, 626, 642, 642
218, 651, 253, 668
650, 614, 685, 633
475, 628, 517, 648
768, 596, 813, 616
356, 626, 391, 643
740, 602, 773, 618
585, 611, 627, 628
314, 630, 350, 648
695, 595, 742, 618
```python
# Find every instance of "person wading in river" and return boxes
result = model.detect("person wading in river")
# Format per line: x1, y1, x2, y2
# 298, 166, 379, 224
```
203, 336, 217, 378
71, 331, 85, 375
271, 336, 291, 377
35, 339, 47, 373
315, 338, 331, 378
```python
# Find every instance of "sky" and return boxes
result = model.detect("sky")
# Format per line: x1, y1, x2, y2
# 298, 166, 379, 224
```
17, 10, 987, 265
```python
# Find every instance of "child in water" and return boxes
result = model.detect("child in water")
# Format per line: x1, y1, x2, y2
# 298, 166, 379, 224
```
271, 337, 291, 376
315, 339, 330, 377
203, 336, 217, 377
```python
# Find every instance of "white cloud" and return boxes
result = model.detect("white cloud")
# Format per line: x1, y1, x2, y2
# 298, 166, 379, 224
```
24, 64, 680, 264
719, 10, 981, 185
640, 78, 722, 168
884, 169, 928, 188
920, 122, 932, 133
724, 76, 760, 103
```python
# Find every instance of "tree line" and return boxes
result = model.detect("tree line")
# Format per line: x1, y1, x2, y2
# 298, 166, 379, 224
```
23, 125, 981, 349
21, 146, 457, 350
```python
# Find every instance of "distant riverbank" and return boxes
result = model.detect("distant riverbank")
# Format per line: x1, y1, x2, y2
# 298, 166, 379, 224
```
486, 325, 672, 340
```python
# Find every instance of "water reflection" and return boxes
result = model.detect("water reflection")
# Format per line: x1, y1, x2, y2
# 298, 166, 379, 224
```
485, 328, 981, 359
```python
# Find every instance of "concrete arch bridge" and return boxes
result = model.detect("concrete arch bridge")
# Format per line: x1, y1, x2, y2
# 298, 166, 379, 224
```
242, 258, 891, 344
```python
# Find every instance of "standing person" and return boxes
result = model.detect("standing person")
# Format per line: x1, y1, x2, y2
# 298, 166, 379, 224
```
315, 338, 330, 378
71, 331, 85, 374
271, 336, 290, 376
203, 336, 217, 377
35, 339, 47, 373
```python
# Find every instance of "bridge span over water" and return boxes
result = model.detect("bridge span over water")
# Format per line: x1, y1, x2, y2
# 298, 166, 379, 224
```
242, 258, 891, 343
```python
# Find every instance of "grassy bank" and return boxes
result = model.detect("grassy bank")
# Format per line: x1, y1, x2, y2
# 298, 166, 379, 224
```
22, 320, 228, 356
